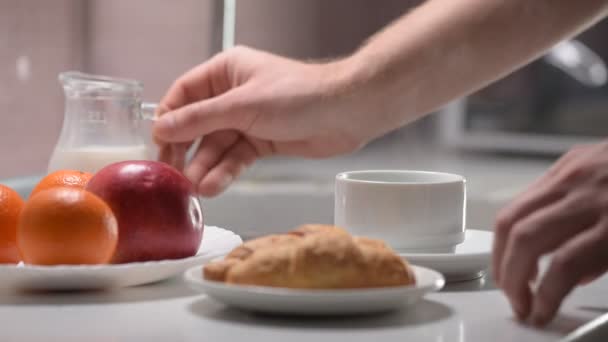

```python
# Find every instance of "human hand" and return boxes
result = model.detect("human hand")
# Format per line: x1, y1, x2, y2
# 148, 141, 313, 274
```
153, 46, 395, 197
493, 142, 608, 326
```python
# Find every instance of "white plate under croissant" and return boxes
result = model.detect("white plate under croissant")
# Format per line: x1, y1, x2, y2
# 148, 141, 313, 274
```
185, 224, 445, 315
185, 264, 444, 315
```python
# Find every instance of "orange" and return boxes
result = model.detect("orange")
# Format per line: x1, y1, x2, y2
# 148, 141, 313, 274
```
18, 188, 118, 265
30, 170, 93, 198
0, 185, 24, 263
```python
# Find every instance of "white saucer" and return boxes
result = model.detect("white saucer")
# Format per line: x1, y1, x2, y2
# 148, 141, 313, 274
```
0, 226, 242, 291
185, 265, 444, 316
399, 229, 493, 282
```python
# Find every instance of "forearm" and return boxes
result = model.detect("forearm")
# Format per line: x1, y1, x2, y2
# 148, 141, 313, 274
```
346, 0, 608, 132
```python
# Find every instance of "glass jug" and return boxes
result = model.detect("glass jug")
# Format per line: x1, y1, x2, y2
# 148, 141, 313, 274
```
48, 71, 158, 173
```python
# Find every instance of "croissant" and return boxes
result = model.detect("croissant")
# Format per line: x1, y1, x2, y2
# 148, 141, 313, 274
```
203, 224, 416, 289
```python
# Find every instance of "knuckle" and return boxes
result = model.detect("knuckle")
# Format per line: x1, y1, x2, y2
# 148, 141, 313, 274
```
495, 211, 513, 235
560, 164, 592, 184
590, 167, 608, 186
567, 144, 593, 157
511, 224, 535, 249
550, 252, 575, 277
228, 45, 251, 58
563, 147, 581, 160
596, 220, 608, 240
535, 286, 559, 314
182, 103, 206, 127
568, 189, 596, 208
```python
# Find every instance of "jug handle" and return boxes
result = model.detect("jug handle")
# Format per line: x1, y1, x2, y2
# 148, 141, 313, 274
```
140, 102, 160, 121
139, 101, 200, 162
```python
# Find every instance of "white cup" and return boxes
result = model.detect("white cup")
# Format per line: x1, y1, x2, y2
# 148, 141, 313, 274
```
334, 170, 466, 253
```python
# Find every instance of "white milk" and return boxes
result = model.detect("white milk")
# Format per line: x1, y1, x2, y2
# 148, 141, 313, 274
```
48, 145, 150, 173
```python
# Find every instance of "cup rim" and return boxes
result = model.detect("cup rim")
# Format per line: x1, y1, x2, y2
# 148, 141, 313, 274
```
336, 170, 465, 185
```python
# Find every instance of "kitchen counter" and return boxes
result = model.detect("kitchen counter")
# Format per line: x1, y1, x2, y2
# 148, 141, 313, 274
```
0, 271, 605, 341
1, 141, 605, 341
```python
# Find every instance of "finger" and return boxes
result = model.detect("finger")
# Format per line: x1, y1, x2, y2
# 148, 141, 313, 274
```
579, 264, 608, 285
498, 192, 600, 320
493, 181, 565, 283
197, 138, 259, 197
158, 144, 172, 165
154, 90, 254, 143
538, 145, 589, 184
496, 144, 594, 234
534, 144, 600, 192
171, 143, 192, 172
152, 104, 172, 146
157, 141, 192, 171
160, 53, 230, 111
494, 146, 597, 283
531, 221, 608, 326
184, 131, 240, 187
530, 263, 539, 283
155, 54, 238, 145
153, 104, 193, 166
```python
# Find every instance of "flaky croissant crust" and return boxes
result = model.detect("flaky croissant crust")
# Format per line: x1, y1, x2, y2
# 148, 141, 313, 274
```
203, 224, 416, 289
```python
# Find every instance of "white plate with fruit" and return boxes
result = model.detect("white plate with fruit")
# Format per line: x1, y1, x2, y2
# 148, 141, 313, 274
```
0, 161, 242, 291
0, 225, 241, 291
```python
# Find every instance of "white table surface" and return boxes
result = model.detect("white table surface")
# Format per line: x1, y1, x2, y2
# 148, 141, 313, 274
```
0, 269, 605, 342
0, 139, 600, 341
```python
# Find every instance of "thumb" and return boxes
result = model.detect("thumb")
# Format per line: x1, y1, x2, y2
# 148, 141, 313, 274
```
153, 91, 250, 143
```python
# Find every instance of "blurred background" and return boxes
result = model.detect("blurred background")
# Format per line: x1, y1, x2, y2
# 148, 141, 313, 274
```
1, 0, 607, 237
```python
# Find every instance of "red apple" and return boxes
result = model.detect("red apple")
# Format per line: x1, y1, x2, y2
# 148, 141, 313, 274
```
86, 160, 204, 263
